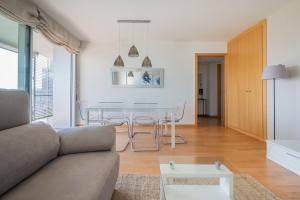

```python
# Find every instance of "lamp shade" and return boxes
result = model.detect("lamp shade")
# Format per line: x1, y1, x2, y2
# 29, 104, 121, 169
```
128, 71, 134, 77
113, 55, 124, 67
262, 64, 288, 80
142, 56, 152, 67
128, 45, 139, 57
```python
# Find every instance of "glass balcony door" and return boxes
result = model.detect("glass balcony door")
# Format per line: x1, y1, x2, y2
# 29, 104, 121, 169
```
32, 31, 75, 129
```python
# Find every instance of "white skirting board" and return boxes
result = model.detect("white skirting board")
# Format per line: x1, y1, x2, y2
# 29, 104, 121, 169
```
267, 140, 300, 176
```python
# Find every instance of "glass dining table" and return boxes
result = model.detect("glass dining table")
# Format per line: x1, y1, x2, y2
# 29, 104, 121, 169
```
85, 103, 178, 148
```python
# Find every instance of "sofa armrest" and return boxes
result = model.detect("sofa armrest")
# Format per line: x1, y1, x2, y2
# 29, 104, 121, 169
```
57, 125, 116, 155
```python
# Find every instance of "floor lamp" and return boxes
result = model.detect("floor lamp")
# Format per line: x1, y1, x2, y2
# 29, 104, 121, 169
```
262, 64, 288, 140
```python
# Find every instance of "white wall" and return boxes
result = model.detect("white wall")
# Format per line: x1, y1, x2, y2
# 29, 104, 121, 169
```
267, 0, 300, 139
53, 47, 72, 129
207, 63, 218, 116
78, 40, 227, 124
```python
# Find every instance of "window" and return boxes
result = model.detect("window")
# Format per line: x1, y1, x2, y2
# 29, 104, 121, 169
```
0, 14, 18, 89
0, 47, 18, 89
31, 53, 53, 121
32, 31, 75, 128
0, 14, 31, 92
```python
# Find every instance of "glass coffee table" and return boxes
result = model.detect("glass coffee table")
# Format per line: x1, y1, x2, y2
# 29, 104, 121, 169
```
159, 156, 233, 200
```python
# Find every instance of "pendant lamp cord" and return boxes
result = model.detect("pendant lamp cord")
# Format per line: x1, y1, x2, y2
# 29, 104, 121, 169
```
132, 23, 134, 45
147, 23, 149, 55
118, 23, 121, 54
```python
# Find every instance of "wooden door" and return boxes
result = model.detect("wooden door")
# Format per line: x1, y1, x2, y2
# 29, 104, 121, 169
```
225, 20, 266, 141
247, 26, 264, 138
226, 40, 240, 129
237, 35, 249, 132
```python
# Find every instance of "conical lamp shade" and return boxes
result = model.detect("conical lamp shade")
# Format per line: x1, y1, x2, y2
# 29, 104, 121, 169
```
143, 71, 149, 78
128, 71, 134, 77
113, 55, 124, 67
128, 45, 139, 57
142, 56, 152, 67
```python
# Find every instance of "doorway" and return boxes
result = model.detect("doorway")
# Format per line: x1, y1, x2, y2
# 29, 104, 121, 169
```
195, 54, 225, 127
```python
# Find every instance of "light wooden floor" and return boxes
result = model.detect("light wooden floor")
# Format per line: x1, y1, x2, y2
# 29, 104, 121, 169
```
116, 121, 300, 200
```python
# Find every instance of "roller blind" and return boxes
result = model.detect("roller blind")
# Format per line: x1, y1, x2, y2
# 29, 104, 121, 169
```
0, 0, 80, 54
31, 53, 53, 120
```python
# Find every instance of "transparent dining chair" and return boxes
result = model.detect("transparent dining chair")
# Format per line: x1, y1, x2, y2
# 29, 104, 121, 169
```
97, 101, 132, 152
131, 102, 160, 151
78, 100, 101, 125
159, 102, 187, 144
98, 102, 128, 124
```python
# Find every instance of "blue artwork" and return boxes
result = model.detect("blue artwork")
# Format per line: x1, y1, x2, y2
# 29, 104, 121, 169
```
154, 76, 160, 85
142, 71, 151, 85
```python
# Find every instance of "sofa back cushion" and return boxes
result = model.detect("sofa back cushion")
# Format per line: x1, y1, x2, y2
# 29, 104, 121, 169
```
0, 89, 30, 131
0, 122, 60, 196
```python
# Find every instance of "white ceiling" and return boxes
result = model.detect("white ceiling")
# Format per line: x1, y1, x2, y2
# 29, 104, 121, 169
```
32, 0, 291, 43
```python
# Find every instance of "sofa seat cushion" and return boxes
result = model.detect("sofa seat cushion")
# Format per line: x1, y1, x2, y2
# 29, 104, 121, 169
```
0, 152, 120, 200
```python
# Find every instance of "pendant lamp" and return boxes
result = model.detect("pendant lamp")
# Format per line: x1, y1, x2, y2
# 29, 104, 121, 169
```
142, 56, 152, 67
114, 23, 124, 66
128, 23, 139, 57
128, 45, 139, 57
142, 23, 152, 67
128, 71, 134, 77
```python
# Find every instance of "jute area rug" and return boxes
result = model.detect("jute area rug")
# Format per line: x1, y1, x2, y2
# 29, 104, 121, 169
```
112, 173, 280, 200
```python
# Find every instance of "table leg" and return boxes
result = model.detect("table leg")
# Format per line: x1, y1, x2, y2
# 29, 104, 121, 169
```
171, 112, 175, 149
101, 109, 104, 125
129, 112, 133, 148
86, 110, 90, 126
164, 112, 168, 136
164, 123, 168, 136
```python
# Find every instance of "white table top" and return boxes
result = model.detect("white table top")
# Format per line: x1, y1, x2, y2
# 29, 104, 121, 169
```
160, 164, 232, 178
86, 103, 178, 112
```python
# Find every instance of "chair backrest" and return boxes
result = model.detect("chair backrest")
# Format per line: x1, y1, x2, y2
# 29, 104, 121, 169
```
133, 102, 158, 119
98, 101, 124, 108
0, 89, 30, 131
98, 101, 125, 118
177, 101, 187, 121
134, 102, 158, 105
78, 100, 87, 120
99, 101, 123, 104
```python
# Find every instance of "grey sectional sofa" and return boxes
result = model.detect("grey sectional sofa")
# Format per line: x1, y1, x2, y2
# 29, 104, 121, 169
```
0, 89, 119, 200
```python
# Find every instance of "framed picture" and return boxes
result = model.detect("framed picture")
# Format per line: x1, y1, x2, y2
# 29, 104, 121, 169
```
111, 67, 164, 88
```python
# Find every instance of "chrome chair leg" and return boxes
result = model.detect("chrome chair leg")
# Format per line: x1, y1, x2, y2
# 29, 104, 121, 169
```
105, 120, 132, 153
161, 123, 187, 145
130, 123, 160, 152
